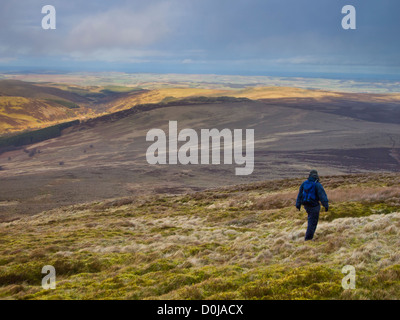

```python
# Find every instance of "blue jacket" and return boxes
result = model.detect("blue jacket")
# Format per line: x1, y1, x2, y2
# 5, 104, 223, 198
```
296, 176, 329, 209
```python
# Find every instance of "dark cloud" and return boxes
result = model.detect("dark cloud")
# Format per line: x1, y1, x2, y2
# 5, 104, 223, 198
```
0, 0, 399, 76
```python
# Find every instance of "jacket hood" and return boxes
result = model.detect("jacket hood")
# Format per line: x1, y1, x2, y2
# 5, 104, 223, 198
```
308, 170, 319, 182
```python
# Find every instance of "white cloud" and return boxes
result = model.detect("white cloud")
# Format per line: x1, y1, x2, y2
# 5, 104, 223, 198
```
66, 2, 175, 54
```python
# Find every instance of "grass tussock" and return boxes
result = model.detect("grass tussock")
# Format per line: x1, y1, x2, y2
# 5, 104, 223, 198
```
0, 172, 399, 299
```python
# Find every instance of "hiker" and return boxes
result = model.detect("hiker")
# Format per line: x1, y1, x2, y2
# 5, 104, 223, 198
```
296, 170, 329, 241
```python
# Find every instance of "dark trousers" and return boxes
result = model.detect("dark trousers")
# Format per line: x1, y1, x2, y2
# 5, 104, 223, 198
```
304, 204, 320, 240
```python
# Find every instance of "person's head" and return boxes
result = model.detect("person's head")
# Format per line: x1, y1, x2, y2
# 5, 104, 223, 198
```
309, 169, 319, 181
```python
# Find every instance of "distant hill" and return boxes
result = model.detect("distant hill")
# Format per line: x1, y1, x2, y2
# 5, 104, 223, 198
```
1, 79, 399, 134
0, 80, 126, 134
0, 80, 152, 133
104, 86, 342, 113
0, 97, 398, 219
0, 96, 79, 133
0, 80, 89, 103
0, 80, 87, 134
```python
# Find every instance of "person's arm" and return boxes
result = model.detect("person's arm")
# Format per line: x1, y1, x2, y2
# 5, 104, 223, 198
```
317, 183, 329, 210
296, 183, 304, 210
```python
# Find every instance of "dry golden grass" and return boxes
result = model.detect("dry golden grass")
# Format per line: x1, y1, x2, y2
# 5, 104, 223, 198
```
228, 86, 340, 100
107, 86, 342, 112
0, 173, 399, 299
0, 96, 78, 134
107, 88, 226, 112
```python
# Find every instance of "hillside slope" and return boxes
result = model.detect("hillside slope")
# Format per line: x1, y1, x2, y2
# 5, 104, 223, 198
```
0, 96, 78, 133
0, 98, 399, 219
105, 86, 341, 113
0, 173, 399, 299
105, 85, 400, 113
0, 80, 87, 134
0, 80, 144, 134
0, 80, 89, 103
1, 79, 399, 134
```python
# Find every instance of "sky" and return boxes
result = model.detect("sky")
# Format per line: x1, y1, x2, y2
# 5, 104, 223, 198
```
0, 0, 399, 78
